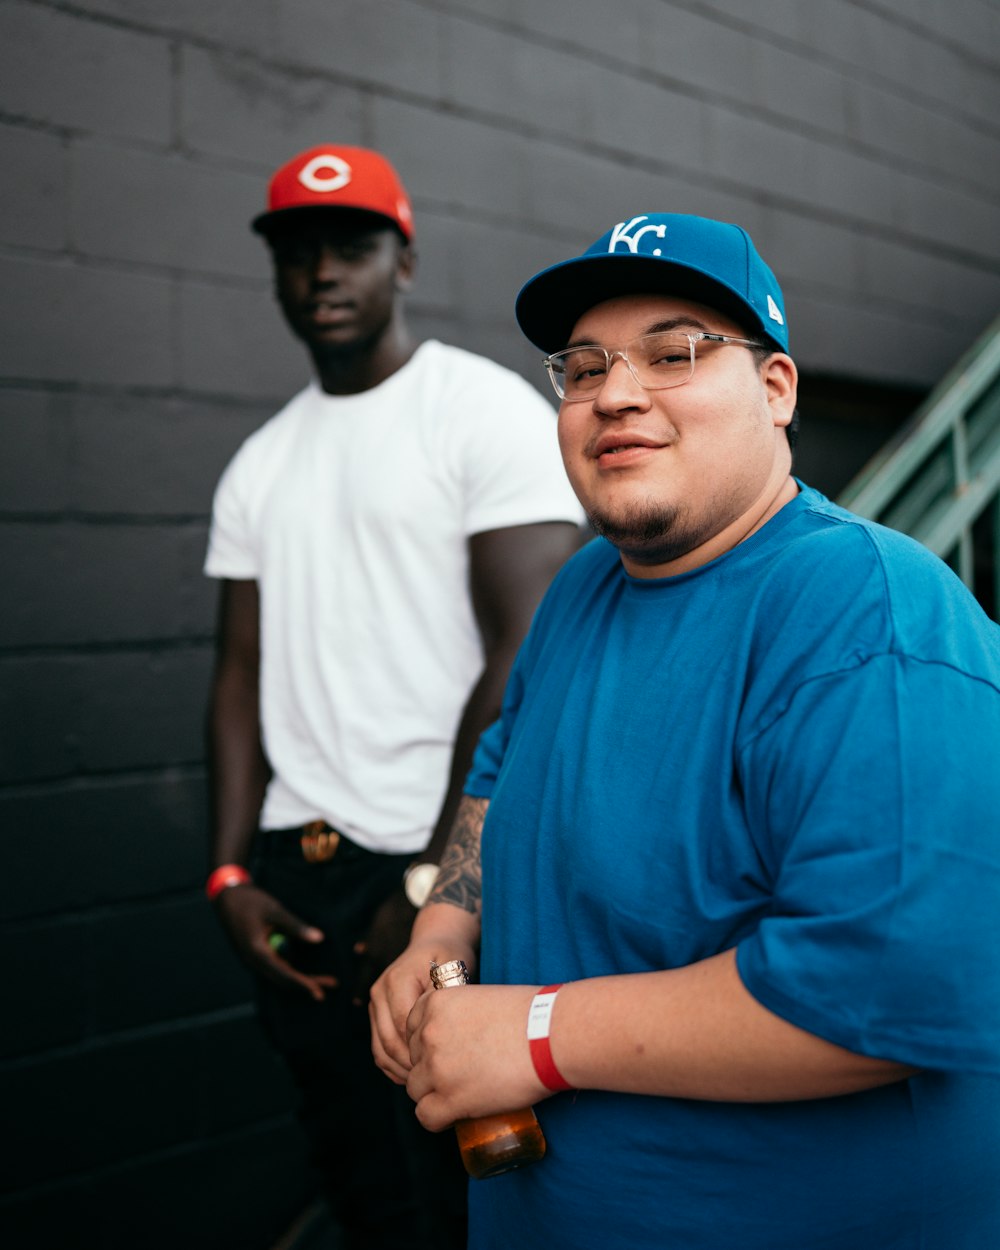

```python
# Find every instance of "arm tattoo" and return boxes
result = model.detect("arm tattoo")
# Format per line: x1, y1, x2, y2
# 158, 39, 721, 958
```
429, 795, 486, 917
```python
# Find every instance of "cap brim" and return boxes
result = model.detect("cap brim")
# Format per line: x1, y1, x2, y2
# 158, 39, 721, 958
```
251, 204, 411, 240
515, 254, 776, 353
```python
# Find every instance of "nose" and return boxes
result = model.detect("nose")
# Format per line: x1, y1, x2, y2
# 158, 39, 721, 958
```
593, 352, 650, 416
312, 244, 343, 284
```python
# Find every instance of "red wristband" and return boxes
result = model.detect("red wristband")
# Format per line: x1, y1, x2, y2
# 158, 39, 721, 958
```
205, 864, 251, 900
527, 984, 573, 1092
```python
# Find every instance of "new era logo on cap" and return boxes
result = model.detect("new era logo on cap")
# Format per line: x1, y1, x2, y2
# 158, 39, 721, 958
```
252, 145, 415, 241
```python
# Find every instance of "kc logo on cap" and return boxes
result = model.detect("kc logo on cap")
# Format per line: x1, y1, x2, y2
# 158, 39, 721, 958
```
606, 216, 668, 256
252, 144, 415, 241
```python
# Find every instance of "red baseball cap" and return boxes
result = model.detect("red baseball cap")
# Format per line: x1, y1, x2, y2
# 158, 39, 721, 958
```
251, 144, 414, 240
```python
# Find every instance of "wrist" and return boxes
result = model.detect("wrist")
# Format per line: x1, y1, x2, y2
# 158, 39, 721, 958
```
527, 984, 574, 1092
205, 863, 252, 901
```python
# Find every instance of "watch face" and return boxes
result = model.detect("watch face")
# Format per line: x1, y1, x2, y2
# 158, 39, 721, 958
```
404, 862, 440, 908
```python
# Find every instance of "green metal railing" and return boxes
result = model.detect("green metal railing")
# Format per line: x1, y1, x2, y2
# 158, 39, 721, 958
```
839, 313, 1000, 616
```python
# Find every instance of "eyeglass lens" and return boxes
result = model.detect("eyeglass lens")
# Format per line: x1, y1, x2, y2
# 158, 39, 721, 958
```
548, 332, 695, 399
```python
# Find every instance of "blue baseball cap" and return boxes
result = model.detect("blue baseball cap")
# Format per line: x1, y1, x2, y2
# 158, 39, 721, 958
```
515, 213, 788, 354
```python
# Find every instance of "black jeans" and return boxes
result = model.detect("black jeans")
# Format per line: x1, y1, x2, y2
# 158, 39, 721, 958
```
252, 827, 467, 1250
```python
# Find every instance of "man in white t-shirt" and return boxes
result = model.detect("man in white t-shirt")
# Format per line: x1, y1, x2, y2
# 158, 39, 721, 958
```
203, 145, 583, 1249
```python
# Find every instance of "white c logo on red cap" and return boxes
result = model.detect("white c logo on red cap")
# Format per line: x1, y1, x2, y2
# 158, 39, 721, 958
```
298, 154, 352, 194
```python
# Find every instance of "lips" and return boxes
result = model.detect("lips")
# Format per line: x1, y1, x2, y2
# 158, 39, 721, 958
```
591, 431, 665, 464
306, 299, 355, 325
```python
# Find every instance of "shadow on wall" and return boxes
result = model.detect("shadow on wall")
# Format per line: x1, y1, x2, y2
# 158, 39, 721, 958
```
793, 373, 927, 500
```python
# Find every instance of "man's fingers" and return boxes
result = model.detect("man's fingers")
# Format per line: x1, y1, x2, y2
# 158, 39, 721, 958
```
270, 903, 323, 944
369, 992, 414, 1076
369, 1004, 411, 1085
257, 942, 338, 1000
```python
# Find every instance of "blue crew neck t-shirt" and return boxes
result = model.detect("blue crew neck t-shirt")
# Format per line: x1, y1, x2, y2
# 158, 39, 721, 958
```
465, 485, 1000, 1250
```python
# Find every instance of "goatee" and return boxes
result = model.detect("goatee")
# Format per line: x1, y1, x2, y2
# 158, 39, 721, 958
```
586, 499, 695, 567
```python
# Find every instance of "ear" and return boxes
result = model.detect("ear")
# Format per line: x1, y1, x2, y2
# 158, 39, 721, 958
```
395, 243, 417, 293
761, 353, 797, 429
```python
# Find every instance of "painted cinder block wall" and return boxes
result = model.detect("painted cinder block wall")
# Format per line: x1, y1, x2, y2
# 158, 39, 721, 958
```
2, 1, 998, 1245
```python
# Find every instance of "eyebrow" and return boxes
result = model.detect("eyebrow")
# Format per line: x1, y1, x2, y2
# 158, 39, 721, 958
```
563, 316, 712, 351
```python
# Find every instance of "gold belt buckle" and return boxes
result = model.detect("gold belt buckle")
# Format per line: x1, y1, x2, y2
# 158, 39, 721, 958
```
301, 820, 340, 863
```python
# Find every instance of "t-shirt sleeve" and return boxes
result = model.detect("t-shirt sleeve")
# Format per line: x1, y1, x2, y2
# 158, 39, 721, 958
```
736, 652, 1000, 1074
457, 371, 584, 536
203, 451, 259, 580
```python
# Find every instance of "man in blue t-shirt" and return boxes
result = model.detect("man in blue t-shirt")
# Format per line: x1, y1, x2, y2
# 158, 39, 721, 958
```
370, 213, 1000, 1248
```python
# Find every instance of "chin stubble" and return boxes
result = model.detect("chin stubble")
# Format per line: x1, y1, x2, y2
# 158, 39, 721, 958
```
586, 499, 698, 566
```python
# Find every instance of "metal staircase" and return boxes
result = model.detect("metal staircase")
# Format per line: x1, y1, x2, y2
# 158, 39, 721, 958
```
838, 314, 1000, 620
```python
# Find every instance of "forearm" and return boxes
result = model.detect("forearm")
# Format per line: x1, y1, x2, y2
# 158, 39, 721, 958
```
548, 948, 915, 1102
208, 663, 269, 867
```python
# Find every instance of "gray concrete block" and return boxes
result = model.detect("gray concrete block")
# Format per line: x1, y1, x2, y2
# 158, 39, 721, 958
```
796, 138, 896, 227
752, 209, 861, 300
0, 772, 209, 920
274, 0, 446, 99
373, 97, 528, 219
443, 19, 597, 136
75, 646, 215, 771
879, 0, 1000, 66
395, 211, 456, 314
0, 647, 214, 782
521, 143, 671, 238
448, 216, 578, 330
586, 75, 708, 174
0, 123, 67, 251
77, 0, 274, 53
444, 0, 664, 63
0, 656, 79, 784
857, 233, 1000, 328
791, 289, 972, 388
175, 276, 304, 400
704, 107, 812, 204
892, 171, 1000, 263
699, 0, 806, 43
92, 897, 253, 1034
0, 521, 203, 648
0, 255, 173, 388
906, 32, 999, 124
178, 43, 365, 168
639, 3, 759, 104
799, 4, 914, 86
847, 77, 1000, 199
0, 4, 171, 143
753, 41, 850, 137
70, 140, 265, 280
1, 1029, 204, 1190
1, 919, 90, 1060
21, 1121, 312, 1250
0, 389, 72, 513
69, 392, 272, 516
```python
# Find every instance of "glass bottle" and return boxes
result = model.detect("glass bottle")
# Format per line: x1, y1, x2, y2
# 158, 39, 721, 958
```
430, 959, 547, 1180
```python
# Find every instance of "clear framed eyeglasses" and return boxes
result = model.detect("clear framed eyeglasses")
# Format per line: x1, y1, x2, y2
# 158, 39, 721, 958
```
543, 331, 766, 402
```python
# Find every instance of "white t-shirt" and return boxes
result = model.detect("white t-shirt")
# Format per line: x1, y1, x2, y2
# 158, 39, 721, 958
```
204, 339, 583, 852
